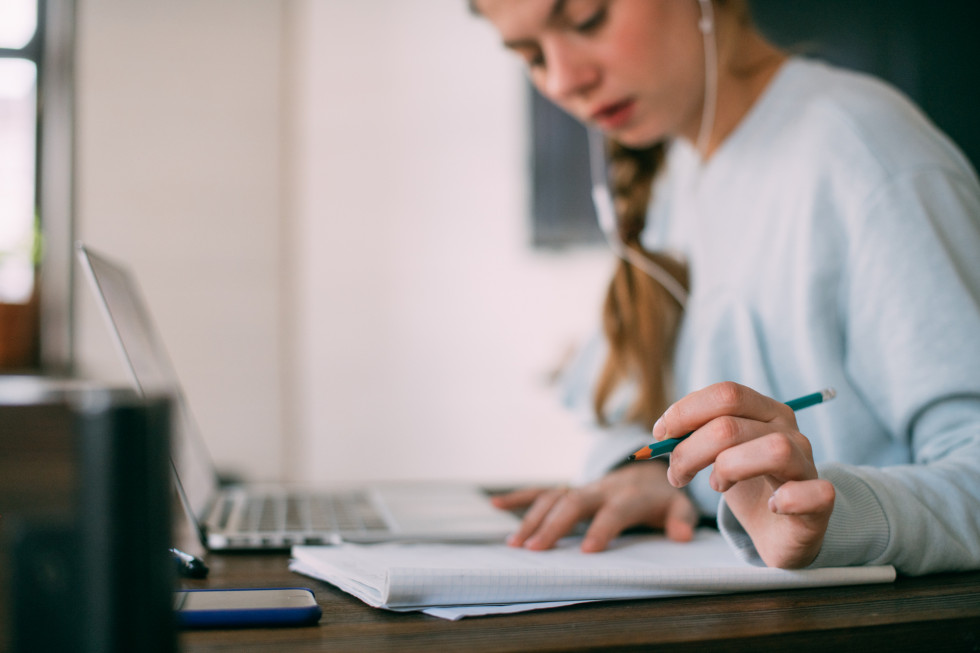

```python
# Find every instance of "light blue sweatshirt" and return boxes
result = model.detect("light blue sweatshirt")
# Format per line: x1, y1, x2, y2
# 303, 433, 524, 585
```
571, 58, 980, 576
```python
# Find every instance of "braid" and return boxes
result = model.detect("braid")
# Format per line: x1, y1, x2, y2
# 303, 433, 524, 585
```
608, 141, 660, 245
593, 141, 688, 430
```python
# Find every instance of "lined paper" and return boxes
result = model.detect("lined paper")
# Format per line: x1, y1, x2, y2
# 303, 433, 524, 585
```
290, 529, 895, 620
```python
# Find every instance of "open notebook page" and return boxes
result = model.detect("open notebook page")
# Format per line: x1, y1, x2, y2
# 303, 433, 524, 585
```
290, 528, 895, 619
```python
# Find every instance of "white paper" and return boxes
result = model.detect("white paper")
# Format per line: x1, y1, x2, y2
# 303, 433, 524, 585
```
290, 529, 895, 620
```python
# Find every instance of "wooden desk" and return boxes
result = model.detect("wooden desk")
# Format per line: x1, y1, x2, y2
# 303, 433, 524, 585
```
179, 549, 980, 652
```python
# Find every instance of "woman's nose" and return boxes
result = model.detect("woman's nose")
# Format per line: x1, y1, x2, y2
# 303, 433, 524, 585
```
540, 43, 599, 102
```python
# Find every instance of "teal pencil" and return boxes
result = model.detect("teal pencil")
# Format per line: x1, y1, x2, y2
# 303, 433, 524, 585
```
627, 388, 837, 462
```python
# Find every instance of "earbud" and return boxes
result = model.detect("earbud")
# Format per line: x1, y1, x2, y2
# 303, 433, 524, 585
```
697, 0, 714, 34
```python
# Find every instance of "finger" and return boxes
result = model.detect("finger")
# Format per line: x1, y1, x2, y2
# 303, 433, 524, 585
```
663, 494, 699, 542
768, 479, 835, 517
505, 489, 566, 547
666, 415, 774, 487
491, 487, 548, 510
706, 432, 816, 493
524, 490, 599, 551
653, 382, 793, 442
579, 498, 637, 553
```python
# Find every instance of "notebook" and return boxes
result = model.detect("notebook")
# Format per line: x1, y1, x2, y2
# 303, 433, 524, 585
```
289, 528, 897, 620
76, 242, 520, 550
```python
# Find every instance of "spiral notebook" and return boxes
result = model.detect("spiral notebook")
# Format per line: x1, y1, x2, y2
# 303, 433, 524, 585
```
290, 529, 896, 620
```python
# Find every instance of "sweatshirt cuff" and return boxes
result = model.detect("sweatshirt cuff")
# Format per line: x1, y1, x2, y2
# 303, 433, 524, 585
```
574, 427, 654, 485
716, 464, 890, 568
808, 464, 890, 568
717, 499, 765, 566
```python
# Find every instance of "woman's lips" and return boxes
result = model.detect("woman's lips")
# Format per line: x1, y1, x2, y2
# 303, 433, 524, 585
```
590, 99, 636, 130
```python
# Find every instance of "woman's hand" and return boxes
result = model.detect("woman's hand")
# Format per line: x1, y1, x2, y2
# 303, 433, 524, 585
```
656, 382, 835, 568
491, 462, 699, 553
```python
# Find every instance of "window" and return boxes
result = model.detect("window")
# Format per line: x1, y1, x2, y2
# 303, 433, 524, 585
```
0, 0, 75, 373
529, 85, 602, 248
0, 1, 40, 305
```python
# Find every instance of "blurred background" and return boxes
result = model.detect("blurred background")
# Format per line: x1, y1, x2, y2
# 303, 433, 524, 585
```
71, 0, 605, 487
3, 0, 977, 488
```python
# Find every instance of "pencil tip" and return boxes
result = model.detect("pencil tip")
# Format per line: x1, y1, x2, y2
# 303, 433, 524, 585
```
626, 455, 636, 462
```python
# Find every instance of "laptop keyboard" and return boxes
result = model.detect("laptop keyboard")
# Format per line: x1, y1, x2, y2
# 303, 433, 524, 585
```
243, 491, 389, 535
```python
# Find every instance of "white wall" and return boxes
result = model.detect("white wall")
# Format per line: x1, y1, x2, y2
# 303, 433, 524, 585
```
75, 0, 285, 481
75, 0, 612, 487
286, 0, 609, 485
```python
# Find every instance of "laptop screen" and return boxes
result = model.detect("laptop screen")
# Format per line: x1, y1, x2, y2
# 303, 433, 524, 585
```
76, 243, 218, 524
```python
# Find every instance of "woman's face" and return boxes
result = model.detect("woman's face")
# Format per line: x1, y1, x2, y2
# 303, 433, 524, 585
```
475, 0, 708, 148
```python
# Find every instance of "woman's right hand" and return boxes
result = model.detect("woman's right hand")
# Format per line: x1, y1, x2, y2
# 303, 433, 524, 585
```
491, 462, 699, 553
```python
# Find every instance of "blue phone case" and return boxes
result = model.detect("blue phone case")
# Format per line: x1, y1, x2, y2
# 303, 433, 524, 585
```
176, 587, 322, 629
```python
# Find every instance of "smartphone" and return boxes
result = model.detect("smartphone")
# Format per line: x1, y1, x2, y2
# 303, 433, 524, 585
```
174, 587, 322, 628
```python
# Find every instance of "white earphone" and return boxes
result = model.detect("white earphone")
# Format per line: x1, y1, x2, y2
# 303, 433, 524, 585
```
698, 0, 715, 35
587, 0, 718, 308
695, 0, 717, 157
588, 127, 690, 307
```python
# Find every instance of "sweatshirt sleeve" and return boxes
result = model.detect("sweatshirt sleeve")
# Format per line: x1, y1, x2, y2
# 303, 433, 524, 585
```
722, 168, 980, 575
554, 330, 660, 485
720, 399, 980, 575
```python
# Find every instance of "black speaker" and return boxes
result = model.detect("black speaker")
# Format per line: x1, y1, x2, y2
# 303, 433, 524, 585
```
0, 379, 175, 653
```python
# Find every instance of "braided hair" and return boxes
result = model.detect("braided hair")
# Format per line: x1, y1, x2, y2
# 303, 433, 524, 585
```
593, 141, 688, 430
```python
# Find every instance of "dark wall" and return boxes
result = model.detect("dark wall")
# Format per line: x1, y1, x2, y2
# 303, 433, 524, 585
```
750, 0, 980, 172
531, 0, 980, 247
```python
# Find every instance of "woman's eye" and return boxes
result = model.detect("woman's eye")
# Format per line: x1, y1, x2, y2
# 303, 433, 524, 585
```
574, 7, 607, 33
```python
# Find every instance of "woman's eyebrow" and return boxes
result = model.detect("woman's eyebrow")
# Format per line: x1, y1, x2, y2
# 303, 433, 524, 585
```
502, 0, 569, 50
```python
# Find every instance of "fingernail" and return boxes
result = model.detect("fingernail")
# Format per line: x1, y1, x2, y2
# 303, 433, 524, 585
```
768, 489, 780, 513
667, 466, 679, 487
654, 403, 674, 438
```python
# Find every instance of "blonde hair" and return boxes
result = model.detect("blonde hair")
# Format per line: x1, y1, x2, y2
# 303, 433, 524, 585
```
593, 141, 688, 430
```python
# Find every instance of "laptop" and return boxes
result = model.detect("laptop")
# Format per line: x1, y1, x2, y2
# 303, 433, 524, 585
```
76, 243, 520, 550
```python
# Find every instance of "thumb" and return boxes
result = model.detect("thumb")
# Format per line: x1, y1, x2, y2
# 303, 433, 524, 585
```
663, 493, 698, 542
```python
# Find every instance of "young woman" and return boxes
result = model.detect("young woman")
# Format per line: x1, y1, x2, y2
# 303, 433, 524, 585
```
474, 0, 980, 574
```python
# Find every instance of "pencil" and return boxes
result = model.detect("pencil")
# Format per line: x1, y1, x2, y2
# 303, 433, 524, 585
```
627, 388, 837, 462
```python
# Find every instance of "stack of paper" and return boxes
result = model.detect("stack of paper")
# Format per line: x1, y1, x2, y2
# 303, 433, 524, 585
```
290, 529, 895, 620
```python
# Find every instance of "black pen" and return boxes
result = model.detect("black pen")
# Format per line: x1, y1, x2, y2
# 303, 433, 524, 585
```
170, 547, 209, 579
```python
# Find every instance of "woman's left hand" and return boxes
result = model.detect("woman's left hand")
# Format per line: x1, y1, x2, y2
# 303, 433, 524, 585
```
655, 382, 835, 568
